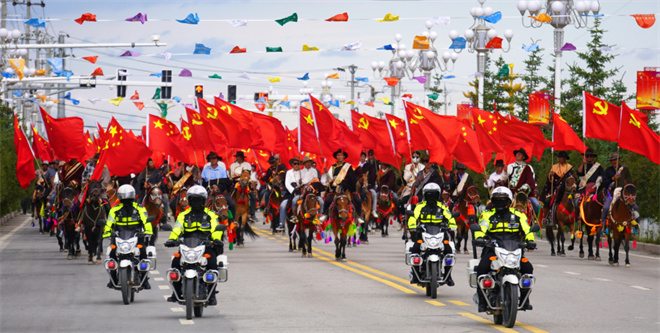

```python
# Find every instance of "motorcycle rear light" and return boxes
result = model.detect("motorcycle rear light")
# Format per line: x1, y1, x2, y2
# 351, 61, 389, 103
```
479, 276, 495, 289
483, 279, 492, 288
412, 257, 421, 265
108, 261, 115, 269
169, 272, 180, 281
140, 263, 148, 270
104, 259, 117, 271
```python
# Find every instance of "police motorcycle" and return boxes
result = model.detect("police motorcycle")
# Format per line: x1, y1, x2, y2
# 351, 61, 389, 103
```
102, 216, 162, 305
405, 207, 460, 299
467, 223, 540, 328
166, 224, 228, 320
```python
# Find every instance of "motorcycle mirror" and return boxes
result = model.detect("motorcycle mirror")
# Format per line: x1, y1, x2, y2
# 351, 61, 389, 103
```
530, 224, 540, 233
215, 224, 227, 232
451, 211, 461, 218
160, 223, 173, 231
146, 216, 156, 223
470, 223, 482, 232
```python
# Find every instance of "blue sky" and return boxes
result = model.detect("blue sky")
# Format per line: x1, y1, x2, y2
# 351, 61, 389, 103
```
5, 0, 659, 131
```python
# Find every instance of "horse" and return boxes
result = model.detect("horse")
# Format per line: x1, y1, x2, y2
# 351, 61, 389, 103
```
606, 184, 637, 267
577, 185, 607, 261
32, 183, 48, 234
375, 185, 396, 238
267, 178, 285, 234
143, 186, 164, 245
59, 187, 81, 259
208, 192, 237, 246
231, 170, 259, 247
546, 175, 577, 257
78, 180, 106, 264
295, 185, 321, 257
357, 174, 372, 238
172, 187, 189, 220
454, 186, 481, 255
329, 188, 355, 261
106, 182, 119, 207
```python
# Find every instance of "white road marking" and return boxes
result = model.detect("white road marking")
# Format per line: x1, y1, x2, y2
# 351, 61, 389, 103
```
163, 295, 170, 300
171, 307, 183, 312
594, 278, 611, 282
629, 253, 660, 260
158, 285, 170, 290
564, 271, 580, 275
536, 264, 548, 268
631, 285, 650, 291
0, 216, 30, 253
151, 270, 160, 275
179, 319, 194, 325
154, 277, 165, 281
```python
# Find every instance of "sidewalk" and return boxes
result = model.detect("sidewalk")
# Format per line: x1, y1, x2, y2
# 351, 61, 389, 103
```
0, 213, 32, 252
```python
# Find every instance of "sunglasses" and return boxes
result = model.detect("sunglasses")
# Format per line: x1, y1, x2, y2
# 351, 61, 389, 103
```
292, 163, 299, 166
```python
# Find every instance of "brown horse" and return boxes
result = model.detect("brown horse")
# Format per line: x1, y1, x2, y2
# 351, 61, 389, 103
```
330, 189, 354, 261
577, 185, 606, 261
208, 193, 236, 245
454, 186, 481, 255
267, 178, 285, 234
356, 174, 372, 236
546, 175, 577, 257
606, 184, 637, 267
231, 170, 259, 247
143, 186, 163, 245
32, 183, 48, 234
78, 180, 106, 264
58, 187, 81, 259
376, 185, 396, 238
173, 187, 189, 220
296, 185, 321, 257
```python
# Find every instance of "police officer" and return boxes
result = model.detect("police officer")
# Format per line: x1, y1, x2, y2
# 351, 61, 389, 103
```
407, 183, 457, 286
474, 187, 536, 312
103, 184, 153, 289
165, 185, 224, 306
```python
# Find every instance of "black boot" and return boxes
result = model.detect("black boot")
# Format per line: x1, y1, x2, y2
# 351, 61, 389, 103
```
520, 289, 533, 310
167, 292, 177, 302
208, 290, 217, 306
410, 269, 419, 284
445, 273, 454, 287
477, 290, 488, 312
142, 275, 151, 290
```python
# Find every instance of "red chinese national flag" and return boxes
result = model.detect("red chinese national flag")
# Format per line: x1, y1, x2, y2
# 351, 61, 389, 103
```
279, 127, 300, 169
81, 131, 97, 162
404, 102, 451, 168
385, 114, 411, 159
351, 110, 398, 166
92, 118, 152, 179
619, 102, 660, 165
208, 98, 262, 149
39, 107, 86, 161
251, 111, 287, 153
147, 114, 188, 163
309, 96, 357, 162
13, 114, 35, 189
495, 112, 552, 161
335, 118, 363, 166
31, 124, 54, 162
471, 108, 502, 154
196, 98, 231, 148
552, 112, 585, 153
299, 106, 330, 156
583, 92, 621, 142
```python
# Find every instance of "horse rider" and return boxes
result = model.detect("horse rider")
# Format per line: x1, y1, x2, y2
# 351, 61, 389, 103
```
601, 152, 637, 227
376, 162, 398, 212
507, 148, 540, 214
102, 184, 153, 290
323, 149, 365, 224
412, 155, 443, 202
260, 154, 287, 215
248, 163, 261, 222
136, 158, 163, 205
229, 151, 252, 181
576, 147, 606, 204
407, 183, 456, 286
474, 186, 536, 312
278, 157, 302, 230
539, 151, 575, 226
398, 151, 425, 220
483, 159, 508, 196
43, 160, 60, 206
440, 165, 455, 196
201, 152, 237, 222
290, 156, 325, 221
164, 185, 224, 305
357, 152, 378, 218
451, 163, 474, 205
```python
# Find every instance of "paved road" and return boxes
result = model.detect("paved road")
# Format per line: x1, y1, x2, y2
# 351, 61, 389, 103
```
1, 214, 658, 332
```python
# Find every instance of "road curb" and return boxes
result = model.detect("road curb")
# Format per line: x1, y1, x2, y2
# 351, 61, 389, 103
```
0, 210, 21, 226
540, 229, 660, 255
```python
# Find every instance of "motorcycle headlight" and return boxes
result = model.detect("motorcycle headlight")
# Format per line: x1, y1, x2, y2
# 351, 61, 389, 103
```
496, 248, 522, 268
181, 245, 205, 263
422, 233, 443, 249
117, 237, 138, 254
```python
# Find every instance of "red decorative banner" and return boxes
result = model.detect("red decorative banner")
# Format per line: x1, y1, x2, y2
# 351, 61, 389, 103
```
456, 103, 473, 127
636, 70, 660, 110
528, 92, 550, 125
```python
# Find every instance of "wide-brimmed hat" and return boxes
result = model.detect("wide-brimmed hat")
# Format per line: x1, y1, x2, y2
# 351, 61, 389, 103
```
50, 160, 59, 165
583, 147, 597, 158
42, 160, 49, 165
289, 156, 301, 165
513, 148, 529, 161
206, 152, 221, 161
234, 151, 246, 158
608, 152, 621, 161
557, 151, 569, 160
267, 156, 277, 164
456, 163, 466, 170
333, 149, 348, 159
494, 159, 504, 167
302, 156, 313, 163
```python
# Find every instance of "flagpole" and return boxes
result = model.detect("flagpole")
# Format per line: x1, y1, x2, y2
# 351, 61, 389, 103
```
309, 95, 325, 170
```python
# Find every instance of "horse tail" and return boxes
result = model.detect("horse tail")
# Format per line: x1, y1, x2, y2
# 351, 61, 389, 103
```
241, 221, 260, 240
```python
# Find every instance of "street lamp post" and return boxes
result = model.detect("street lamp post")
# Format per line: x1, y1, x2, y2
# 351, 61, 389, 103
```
517, 0, 601, 112
451, 0, 513, 110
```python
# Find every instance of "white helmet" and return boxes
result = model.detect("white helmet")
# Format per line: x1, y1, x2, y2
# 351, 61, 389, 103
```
187, 185, 208, 201
117, 184, 136, 200
422, 183, 441, 195
491, 186, 513, 202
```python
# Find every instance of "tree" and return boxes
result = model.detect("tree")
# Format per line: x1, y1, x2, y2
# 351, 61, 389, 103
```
0, 103, 32, 216
427, 74, 445, 113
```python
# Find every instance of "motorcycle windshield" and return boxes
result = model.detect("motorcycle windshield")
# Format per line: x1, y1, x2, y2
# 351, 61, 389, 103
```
424, 224, 442, 235
497, 239, 520, 251
181, 234, 208, 247
117, 229, 138, 240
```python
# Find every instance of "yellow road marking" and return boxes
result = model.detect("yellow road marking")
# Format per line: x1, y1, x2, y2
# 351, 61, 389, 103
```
426, 300, 446, 306
515, 322, 548, 333
458, 312, 518, 333
312, 251, 417, 294
449, 300, 469, 306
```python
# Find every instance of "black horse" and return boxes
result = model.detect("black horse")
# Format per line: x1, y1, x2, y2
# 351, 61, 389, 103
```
59, 187, 81, 259
79, 180, 108, 264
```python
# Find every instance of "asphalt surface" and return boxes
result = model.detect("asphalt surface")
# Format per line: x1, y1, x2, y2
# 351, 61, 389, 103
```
1, 213, 658, 332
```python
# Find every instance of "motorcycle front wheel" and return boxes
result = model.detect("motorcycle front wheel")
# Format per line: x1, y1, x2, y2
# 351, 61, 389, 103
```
430, 262, 438, 299
502, 283, 518, 328
185, 279, 194, 320
194, 305, 204, 318
120, 267, 130, 305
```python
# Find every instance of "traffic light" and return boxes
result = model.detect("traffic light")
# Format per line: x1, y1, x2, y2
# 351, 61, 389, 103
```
228, 85, 236, 102
117, 68, 127, 98
161, 70, 172, 99
194, 85, 203, 99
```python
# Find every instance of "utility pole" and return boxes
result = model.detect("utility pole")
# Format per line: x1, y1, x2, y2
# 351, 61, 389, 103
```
1, 0, 6, 29
443, 83, 449, 115
56, 32, 66, 118
348, 64, 357, 111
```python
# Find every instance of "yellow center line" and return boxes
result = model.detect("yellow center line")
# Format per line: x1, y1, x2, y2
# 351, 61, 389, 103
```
515, 322, 548, 333
426, 300, 446, 306
458, 312, 519, 333
448, 300, 469, 306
